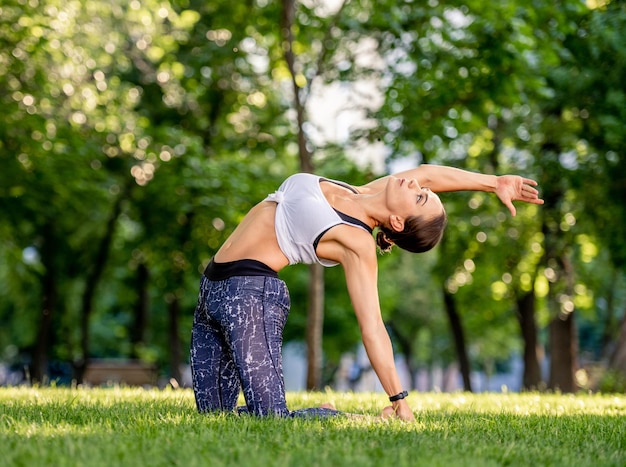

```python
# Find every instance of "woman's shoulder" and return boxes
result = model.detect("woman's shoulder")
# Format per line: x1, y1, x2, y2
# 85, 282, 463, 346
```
278, 172, 321, 190
317, 222, 376, 263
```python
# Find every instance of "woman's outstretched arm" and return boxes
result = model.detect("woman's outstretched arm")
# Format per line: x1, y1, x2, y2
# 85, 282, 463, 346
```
361, 164, 544, 216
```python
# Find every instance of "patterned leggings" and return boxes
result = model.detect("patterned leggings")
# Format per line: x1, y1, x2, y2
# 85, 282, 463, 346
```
190, 274, 340, 418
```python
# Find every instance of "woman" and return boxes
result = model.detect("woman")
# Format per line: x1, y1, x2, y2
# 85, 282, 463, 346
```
190, 164, 544, 420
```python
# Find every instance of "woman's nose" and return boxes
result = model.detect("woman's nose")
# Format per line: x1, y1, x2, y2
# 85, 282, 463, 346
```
408, 178, 420, 189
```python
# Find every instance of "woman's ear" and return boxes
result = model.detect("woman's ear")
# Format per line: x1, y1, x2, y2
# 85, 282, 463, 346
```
390, 215, 405, 232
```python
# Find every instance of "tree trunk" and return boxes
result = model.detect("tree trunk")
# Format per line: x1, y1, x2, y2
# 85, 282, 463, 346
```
306, 263, 324, 390
281, 0, 322, 390
537, 159, 578, 393
547, 251, 578, 393
515, 290, 542, 390
31, 221, 57, 384
548, 312, 577, 392
442, 287, 472, 391
281, 0, 348, 390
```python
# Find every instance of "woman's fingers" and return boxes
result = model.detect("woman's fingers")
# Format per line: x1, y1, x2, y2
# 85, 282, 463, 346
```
381, 406, 395, 418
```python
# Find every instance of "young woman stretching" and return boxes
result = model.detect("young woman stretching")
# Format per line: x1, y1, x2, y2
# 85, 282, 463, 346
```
190, 164, 544, 420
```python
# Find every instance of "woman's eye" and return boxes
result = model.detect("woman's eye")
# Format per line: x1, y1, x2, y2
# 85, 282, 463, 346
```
417, 195, 423, 203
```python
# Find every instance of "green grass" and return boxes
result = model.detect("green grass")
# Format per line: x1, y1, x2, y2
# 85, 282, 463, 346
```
0, 388, 624, 467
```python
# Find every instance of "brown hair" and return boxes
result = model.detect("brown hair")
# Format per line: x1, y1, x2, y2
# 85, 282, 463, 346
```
376, 210, 447, 253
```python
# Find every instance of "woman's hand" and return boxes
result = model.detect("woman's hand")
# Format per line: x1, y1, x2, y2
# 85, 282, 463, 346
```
381, 400, 415, 421
495, 175, 544, 216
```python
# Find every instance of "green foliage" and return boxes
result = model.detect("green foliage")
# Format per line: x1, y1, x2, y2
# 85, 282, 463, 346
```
598, 369, 626, 394
1, 0, 625, 389
0, 0, 300, 370
0, 388, 625, 467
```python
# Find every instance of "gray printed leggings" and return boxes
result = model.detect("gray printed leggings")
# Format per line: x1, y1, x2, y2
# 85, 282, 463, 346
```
190, 274, 340, 418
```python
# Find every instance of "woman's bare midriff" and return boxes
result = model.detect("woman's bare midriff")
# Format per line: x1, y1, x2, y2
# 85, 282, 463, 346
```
213, 201, 290, 272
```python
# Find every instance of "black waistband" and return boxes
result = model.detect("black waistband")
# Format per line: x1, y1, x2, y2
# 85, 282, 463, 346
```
203, 258, 278, 281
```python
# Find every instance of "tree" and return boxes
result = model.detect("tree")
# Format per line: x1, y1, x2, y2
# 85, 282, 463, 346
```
354, 0, 554, 390
558, 1, 626, 377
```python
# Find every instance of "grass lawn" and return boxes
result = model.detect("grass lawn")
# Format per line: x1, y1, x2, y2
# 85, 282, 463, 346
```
0, 387, 624, 467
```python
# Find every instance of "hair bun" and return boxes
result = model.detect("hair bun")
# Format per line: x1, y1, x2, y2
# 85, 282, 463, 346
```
376, 230, 394, 253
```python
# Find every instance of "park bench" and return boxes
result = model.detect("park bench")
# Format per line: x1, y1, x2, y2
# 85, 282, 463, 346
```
83, 359, 157, 387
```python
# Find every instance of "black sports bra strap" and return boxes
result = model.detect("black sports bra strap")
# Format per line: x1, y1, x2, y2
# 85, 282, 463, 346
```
333, 209, 373, 234
312, 210, 372, 251
319, 177, 359, 194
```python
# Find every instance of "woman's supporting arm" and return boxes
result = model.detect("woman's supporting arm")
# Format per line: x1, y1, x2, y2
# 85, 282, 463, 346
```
339, 233, 415, 421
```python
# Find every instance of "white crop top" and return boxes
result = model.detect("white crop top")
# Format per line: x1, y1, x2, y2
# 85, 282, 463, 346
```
265, 173, 373, 266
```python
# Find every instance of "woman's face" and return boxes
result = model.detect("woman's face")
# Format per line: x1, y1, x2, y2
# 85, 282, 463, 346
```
386, 176, 443, 226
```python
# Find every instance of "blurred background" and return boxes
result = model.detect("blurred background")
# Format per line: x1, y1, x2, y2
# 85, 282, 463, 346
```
1, 0, 625, 394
